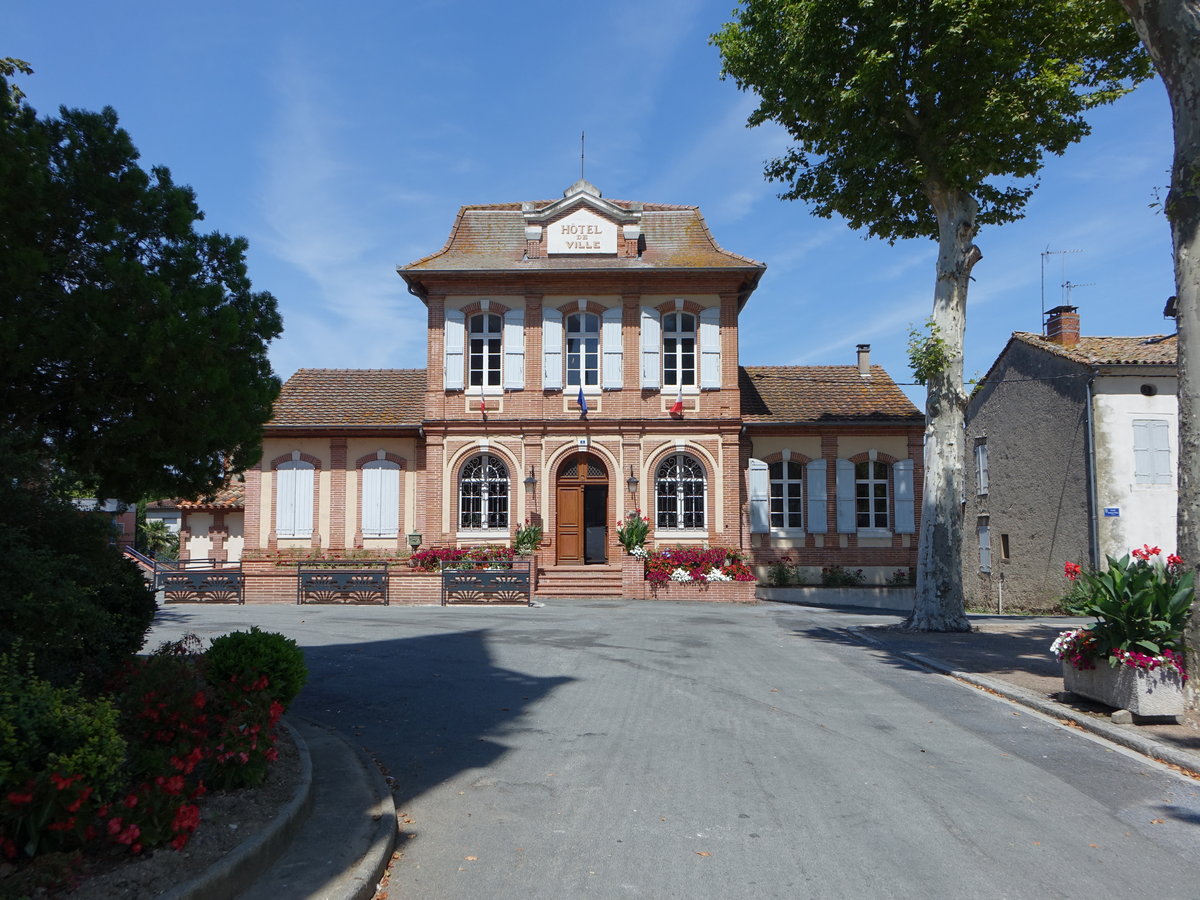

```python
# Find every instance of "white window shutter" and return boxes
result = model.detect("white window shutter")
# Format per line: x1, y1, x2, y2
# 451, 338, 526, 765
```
542, 308, 563, 391
975, 444, 989, 495
503, 309, 525, 390
276, 467, 297, 536
640, 307, 661, 389
293, 465, 313, 538
807, 459, 827, 533
1136, 419, 1173, 485
835, 459, 856, 533
444, 309, 465, 391
894, 459, 915, 534
699, 306, 721, 389
361, 464, 383, 536
748, 459, 769, 533
601, 306, 623, 389
978, 521, 992, 573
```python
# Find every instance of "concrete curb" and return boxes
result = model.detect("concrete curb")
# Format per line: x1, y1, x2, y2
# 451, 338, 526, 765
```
847, 626, 1200, 775
163, 717, 315, 900
322, 723, 399, 900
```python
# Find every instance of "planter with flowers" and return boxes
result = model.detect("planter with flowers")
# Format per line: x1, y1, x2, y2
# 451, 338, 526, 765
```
619, 543, 757, 603
1053, 545, 1192, 718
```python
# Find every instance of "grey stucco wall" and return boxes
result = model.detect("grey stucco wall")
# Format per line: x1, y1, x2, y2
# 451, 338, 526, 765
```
963, 341, 1091, 611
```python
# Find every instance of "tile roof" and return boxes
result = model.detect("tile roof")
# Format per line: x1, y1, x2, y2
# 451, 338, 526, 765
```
402, 202, 764, 274
1012, 332, 1177, 366
178, 481, 245, 509
267, 369, 426, 429
739, 366, 923, 423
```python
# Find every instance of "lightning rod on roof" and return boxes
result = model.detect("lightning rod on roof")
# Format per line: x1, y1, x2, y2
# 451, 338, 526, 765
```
581, 131, 585, 180
1040, 248, 1083, 333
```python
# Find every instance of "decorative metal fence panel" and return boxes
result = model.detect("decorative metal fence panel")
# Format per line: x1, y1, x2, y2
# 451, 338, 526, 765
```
296, 564, 389, 605
440, 561, 532, 605
159, 565, 244, 604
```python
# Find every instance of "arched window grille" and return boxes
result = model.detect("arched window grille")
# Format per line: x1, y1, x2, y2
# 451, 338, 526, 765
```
655, 453, 706, 529
460, 453, 509, 529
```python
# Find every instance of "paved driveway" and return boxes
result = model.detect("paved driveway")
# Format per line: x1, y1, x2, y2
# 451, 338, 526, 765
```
148, 600, 1200, 899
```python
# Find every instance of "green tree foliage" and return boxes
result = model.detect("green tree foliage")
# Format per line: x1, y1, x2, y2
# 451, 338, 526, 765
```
714, 0, 1149, 630
0, 69, 282, 501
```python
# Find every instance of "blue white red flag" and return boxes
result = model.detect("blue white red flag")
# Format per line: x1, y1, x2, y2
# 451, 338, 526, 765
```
577, 385, 588, 418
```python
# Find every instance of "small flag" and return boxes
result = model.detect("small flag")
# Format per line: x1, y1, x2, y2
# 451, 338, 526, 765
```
577, 385, 588, 418
480, 390, 486, 415
669, 384, 684, 416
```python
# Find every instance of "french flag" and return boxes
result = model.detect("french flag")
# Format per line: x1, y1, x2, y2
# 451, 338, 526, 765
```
577, 385, 588, 418
669, 384, 684, 417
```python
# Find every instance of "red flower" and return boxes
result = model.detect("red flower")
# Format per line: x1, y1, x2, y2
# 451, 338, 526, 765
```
1132, 544, 1162, 561
1168, 553, 1184, 568
1063, 561, 1082, 581
6, 791, 33, 806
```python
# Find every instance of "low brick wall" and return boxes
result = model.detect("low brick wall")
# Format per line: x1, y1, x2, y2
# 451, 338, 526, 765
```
619, 555, 757, 603
236, 560, 443, 605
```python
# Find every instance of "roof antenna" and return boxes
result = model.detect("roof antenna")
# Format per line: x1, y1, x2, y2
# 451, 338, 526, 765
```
580, 131, 585, 180
1040, 248, 1082, 333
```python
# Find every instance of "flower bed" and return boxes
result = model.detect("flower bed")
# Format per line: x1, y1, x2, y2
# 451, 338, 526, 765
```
409, 545, 516, 571
620, 550, 757, 603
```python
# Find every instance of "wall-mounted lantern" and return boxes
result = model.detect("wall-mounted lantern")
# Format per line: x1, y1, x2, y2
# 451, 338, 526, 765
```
523, 466, 537, 490
626, 466, 640, 496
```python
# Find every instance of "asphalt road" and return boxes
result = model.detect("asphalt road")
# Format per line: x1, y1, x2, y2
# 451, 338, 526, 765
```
147, 600, 1200, 899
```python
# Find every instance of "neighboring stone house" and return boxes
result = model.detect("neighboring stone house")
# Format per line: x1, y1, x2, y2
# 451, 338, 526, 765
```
963, 305, 1178, 611
174, 180, 925, 600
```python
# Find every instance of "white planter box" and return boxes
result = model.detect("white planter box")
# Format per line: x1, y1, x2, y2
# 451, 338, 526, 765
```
1062, 660, 1185, 717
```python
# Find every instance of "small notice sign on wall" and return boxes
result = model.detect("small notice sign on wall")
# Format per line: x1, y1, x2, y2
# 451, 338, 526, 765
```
1103, 507, 1120, 517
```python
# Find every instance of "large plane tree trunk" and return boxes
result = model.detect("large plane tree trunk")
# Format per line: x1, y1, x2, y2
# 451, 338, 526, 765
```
1119, 0, 1200, 700
903, 184, 978, 632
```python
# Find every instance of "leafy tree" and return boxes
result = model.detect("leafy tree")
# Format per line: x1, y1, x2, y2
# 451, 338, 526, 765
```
0, 68, 282, 502
1115, 0, 1200, 694
139, 518, 179, 560
714, 0, 1150, 630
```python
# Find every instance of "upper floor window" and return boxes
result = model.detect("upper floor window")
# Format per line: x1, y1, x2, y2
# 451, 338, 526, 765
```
1132, 419, 1172, 486
975, 439, 989, 496
469, 313, 503, 388
662, 312, 696, 387
460, 453, 509, 530
770, 460, 804, 529
656, 453, 706, 530
565, 313, 600, 387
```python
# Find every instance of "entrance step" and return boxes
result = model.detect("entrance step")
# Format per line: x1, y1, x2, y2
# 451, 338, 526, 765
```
536, 564, 624, 599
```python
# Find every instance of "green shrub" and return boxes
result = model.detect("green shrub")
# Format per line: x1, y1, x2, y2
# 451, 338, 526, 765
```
206, 627, 307, 709
0, 486, 157, 687
0, 654, 126, 857
821, 565, 866, 587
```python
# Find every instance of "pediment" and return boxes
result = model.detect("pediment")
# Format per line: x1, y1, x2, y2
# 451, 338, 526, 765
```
522, 180, 642, 256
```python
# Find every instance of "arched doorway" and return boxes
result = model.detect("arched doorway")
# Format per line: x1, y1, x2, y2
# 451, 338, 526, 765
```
556, 452, 608, 564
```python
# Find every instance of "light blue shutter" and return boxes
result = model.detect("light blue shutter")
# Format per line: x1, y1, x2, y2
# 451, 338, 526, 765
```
1134, 419, 1172, 485
835, 459, 856, 533
640, 307, 661, 389
978, 520, 992, 573
277, 461, 314, 538
601, 306, 623, 389
362, 462, 399, 537
894, 459, 915, 534
749, 459, 769, 533
1151, 421, 1172, 484
444, 309, 465, 391
975, 443, 989, 495
542, 309, 563, 390
806, 459, 827, 533
699, 306, 721, 389
503, 309, 525, 390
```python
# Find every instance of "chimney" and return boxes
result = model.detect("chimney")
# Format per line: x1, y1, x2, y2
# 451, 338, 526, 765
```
856, 343, 871, 377
1045, 305, 1080, 346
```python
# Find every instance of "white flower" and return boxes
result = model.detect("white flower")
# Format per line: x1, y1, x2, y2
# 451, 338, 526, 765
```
706, 568, 733, 582
669, 567, 694, 582
630, 545, 649, 559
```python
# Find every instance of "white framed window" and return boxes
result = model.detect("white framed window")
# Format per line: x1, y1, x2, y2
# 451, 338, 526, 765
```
769, 460, 805, 530
975, 440, 989, 495
662, 312, 696, 388
361, 460, 400, 538
855, 460, 889, 529
276, 459, 314, 538
1133, 419, 1172, 486
459, 454, 509, 530
468, 313, 503, 388
655, 453, 706, 530
565, 312, 600, 388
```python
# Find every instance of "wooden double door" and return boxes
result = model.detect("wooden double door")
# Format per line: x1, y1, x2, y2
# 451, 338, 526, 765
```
555, 453, 608, 564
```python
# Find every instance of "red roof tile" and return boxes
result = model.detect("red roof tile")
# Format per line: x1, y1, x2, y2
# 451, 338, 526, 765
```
740, 366, 922, 423
178, 482, 245, 509
267, 369, 426, 429
1011, 332, 1176, 366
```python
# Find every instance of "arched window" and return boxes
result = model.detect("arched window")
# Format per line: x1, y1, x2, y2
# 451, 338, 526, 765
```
855, 460, 889, 529
769, 460, 804, 529
662, 312, 696, 387
655, 453, 705, 529
565, 312, 600, 387
460, 454, 509, 530
468, 313, 503, 388
276, 459, 314, 538
361, 460, 401, 538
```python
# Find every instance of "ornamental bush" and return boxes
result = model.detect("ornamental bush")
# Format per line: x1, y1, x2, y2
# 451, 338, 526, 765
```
206, 626, 307, 709
643, 547, 756, 584
409, 545, 515, 571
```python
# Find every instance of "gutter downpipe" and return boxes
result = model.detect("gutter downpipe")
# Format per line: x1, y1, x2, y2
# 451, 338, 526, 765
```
1085, 373, 1100, 570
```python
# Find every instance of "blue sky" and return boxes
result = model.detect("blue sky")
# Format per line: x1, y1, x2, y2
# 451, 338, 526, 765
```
9, 1, 1175, 404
